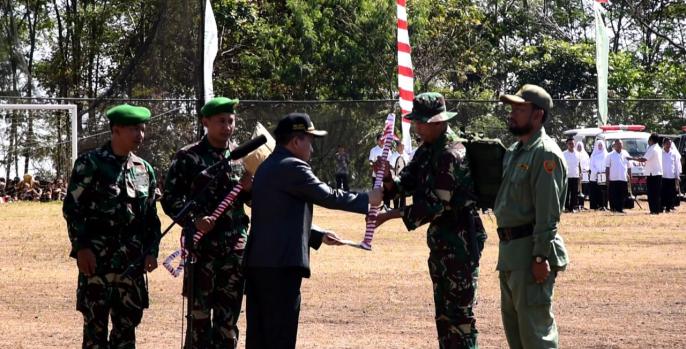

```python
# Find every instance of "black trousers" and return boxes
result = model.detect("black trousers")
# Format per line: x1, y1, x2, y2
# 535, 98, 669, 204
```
565, 178, 580, 211
609, 181, 628, 212
335, 173, 349, 191
589, 181, 608, 210
245, 268, 303, 349
647, 175, 662, 214
579, 181, 589, 208
662, 178, 677, 211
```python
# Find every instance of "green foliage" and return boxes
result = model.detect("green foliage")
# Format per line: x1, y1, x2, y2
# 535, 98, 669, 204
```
2, 0, 686, 179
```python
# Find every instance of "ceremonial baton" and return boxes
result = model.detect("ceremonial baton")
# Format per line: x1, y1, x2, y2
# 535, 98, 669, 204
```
358, 113, 396, 250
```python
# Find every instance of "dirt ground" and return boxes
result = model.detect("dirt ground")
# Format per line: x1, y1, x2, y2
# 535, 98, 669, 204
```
0, 200, 684, 348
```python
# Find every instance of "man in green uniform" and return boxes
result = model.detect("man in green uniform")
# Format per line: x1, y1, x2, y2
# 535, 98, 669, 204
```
63, 104, 161, 348
162, 97, 252, 349
376, 92, 487, 349
495, 84, 569, 349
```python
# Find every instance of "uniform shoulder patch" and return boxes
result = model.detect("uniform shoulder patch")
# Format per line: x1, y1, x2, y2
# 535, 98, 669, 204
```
543, 159, 557, 174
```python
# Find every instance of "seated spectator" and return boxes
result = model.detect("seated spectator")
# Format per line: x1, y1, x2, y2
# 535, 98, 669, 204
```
41, 182, 54, 202
52, 178, 67, 201
7, 177, 20, 201
0, 178, 6, 203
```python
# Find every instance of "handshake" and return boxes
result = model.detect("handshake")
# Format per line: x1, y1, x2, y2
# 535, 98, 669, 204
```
368, 157, 393, 208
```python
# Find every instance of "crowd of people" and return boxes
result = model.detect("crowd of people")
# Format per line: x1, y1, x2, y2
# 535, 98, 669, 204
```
14, 85, 681, 349
0, 174, 67, 203
562, 133, 683, 214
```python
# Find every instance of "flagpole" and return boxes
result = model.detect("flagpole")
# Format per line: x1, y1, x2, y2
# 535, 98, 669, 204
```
396, 0, 414, 152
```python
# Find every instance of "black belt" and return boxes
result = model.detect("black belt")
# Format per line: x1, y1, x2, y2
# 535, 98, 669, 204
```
497, 224, 534, 242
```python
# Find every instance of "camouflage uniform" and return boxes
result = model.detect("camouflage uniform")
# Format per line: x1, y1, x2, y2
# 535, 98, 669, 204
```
386, 130, 486, 349
63, 142, 161, 348
162, 135, 249, 349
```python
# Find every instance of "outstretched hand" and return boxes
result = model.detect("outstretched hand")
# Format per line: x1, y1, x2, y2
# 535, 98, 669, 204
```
322, 231, 344, 246
372, 209, 402, 229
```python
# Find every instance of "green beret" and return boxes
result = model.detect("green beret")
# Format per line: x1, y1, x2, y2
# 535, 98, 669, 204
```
106, 104, 151, 125
201, 97, 239, 117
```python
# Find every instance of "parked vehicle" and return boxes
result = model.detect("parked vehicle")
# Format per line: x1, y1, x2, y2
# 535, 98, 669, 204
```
563, 125, 649, 194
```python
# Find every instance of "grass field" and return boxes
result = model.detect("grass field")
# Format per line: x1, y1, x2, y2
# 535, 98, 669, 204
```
0, 200, 684, 348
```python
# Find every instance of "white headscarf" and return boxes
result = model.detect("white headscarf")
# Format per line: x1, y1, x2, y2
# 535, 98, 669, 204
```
590, 140, 609, 180
576, 141, 590, 171
670, 145, 682, 174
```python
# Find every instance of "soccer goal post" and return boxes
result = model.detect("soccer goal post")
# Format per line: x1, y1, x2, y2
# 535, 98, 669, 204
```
0, 104, 78, 167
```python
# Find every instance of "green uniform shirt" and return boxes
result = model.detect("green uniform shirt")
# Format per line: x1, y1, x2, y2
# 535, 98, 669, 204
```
493, 127, 569, 271
387, 130, 486, 260
63, 142, 161, 273
162, 136, 250, 253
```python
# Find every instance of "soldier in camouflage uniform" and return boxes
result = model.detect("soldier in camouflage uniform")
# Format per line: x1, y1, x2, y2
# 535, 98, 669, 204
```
376, 92, 486, 349
63, 104, 161, 348
162, 97, 252, 349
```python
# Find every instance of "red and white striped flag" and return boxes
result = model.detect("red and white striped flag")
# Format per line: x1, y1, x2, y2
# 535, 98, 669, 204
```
397, 0, 414, 151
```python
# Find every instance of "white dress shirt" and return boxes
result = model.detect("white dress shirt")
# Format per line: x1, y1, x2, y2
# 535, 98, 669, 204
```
643, 143, 663, 176
606, 150, 631, 181
563, 150, 581, 178
662, 150, 679, 179
368, 145, 383, 162
671, 148, 682, 175
389, 151, 410, 170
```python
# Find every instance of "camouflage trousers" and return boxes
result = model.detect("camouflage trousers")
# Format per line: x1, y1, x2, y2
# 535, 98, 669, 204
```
428, 253, 479, 349
183, 249, 245, 349
76, 272, 149, 349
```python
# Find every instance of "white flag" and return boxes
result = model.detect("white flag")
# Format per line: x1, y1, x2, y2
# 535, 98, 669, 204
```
594, 1, 609, 126
203, 0, 218, 101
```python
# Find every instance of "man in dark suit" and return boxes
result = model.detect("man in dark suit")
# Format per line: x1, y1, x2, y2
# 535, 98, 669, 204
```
244, 112, 382, 349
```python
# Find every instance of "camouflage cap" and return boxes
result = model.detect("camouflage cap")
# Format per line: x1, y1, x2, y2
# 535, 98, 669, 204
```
404, 92, 457, 123
499, 84, 553, 112
106, 104, 151, 125
201, 97, 239, 117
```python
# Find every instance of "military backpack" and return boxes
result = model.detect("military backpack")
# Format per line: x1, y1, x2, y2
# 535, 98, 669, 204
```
456, 131, 506, 210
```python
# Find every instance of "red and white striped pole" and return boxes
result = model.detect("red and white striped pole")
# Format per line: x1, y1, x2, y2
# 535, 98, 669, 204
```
356, 1, 415, 251
397, 0, 414, 149
360, 114, 396, 250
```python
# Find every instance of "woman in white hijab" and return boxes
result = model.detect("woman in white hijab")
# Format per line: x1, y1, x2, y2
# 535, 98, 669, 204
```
576, 141, 591, 209
589, 140, 609, 210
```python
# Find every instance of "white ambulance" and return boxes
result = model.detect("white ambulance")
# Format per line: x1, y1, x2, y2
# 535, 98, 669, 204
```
563, 125, 650, 194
